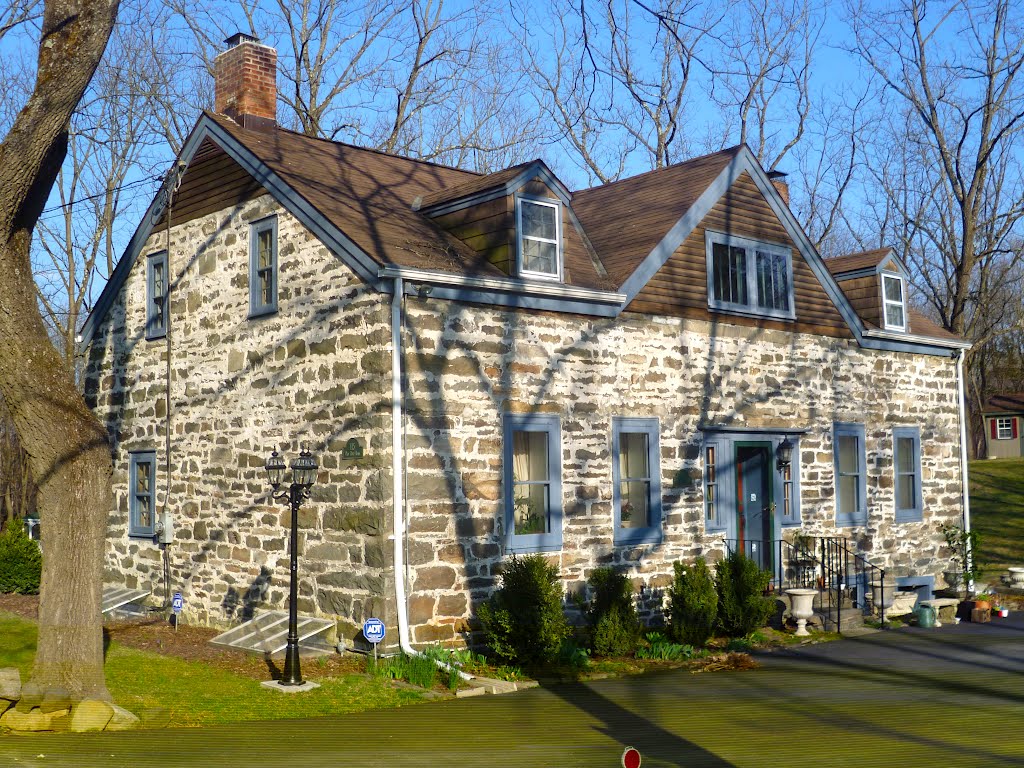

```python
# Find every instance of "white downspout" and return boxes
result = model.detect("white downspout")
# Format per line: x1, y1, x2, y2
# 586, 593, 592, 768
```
956, 349, 974, 592
389, 277, 472, 679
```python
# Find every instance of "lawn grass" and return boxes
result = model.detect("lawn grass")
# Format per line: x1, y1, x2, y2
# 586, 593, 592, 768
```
968, 457, 1024, 581
0, 611, 426, 728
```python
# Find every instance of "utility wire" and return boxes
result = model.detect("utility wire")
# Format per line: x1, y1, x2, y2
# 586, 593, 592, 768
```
38, 175, 162, 218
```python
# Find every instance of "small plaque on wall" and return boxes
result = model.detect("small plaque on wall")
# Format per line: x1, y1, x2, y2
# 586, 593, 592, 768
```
342, 437, 364, 459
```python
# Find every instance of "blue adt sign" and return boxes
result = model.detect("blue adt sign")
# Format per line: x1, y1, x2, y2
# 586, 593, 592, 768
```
363, 617, 386, 644
172, 592, 183, 613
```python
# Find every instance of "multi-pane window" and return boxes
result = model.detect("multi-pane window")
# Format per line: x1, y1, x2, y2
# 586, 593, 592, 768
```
250, 217, 278, 316
129, 452, 157, 537
782, 463, 793, 520
704, 442, 723, 531
612, 418, 662, 545
517, 198, 560, 278
503, 414, 562, 552
146, 251, 168, 340
706, 232, 794, 319
893, 427, 922, 523
996, 417, 1015, 440
834, 423, 867, 526
881, 274, 906, 330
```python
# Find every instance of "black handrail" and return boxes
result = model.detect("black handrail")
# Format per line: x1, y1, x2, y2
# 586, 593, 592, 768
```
817, 536, 887, 629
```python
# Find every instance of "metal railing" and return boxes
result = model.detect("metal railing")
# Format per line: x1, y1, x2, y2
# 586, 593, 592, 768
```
723, 536, 888, 632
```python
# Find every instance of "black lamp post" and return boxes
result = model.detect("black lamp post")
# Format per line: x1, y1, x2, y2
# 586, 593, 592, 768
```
265, 446, 318, 686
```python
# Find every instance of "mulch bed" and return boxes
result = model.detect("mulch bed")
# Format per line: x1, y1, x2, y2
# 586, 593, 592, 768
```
0, 594, 365, 681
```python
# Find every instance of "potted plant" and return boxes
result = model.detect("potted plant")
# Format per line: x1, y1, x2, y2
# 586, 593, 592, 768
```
940, 523, 982, 596
973, 593, 995, 611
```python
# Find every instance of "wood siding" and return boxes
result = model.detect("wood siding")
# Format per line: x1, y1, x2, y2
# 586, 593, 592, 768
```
155, 140, 266, 228
835, 274, 881, 329
627, 172, 852, 338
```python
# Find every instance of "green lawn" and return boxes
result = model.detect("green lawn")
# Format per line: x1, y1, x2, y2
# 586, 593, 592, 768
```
969, 457, 1024, 581
0, 612, 426, 728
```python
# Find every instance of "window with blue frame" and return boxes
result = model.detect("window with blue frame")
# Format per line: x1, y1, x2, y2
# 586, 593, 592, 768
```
129, 452, 157, 537
146, 251, 168, 340
249, 216, 278, 316
503, 413, 562, 553
893, 426, 922, 523
833, 422, 867, 526
612, 418, 662, 545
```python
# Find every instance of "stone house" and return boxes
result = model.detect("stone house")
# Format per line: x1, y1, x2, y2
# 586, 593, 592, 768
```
982, 393, 1024, 459
81, 35, 973, 648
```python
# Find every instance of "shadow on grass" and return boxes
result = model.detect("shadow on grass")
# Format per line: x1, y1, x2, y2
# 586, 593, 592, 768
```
543, 679, 737, 767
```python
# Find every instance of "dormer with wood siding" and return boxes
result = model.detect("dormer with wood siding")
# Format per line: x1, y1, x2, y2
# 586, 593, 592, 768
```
826, 249, 911, 333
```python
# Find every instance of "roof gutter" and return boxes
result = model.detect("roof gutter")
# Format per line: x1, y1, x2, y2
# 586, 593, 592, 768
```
955, 348, 974, 593
861, 328, 972, 350
379, 266, 625, 305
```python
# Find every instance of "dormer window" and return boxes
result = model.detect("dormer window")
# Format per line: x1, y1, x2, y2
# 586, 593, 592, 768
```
881, 273, 906, 330
517, 197, 561, 280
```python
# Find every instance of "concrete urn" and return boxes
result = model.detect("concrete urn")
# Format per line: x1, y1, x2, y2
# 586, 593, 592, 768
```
786, 588, 818, 637
871, 581, 897, 612
1008, 567, 1024, 588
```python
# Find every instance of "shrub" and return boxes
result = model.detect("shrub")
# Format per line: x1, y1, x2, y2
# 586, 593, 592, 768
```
477, 554, 570, 666
0, 522, 42, 594
584, 567, 642, 657
635, 632, 694, 661
367, 652, 440, 689
715, 551, 775, 637
668, 558, 718, 647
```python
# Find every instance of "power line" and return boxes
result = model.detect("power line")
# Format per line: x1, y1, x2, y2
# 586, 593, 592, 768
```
39, 175, 162, 218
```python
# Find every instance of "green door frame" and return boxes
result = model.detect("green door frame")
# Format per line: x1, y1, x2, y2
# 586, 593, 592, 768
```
735, 441, 774, 570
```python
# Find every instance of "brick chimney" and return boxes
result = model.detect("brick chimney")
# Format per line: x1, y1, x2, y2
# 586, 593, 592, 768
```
214, 33, 277, 131
767, 170, 790, 206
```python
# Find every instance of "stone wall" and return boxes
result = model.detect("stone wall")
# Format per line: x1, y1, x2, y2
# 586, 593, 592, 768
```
85, 195, 397, 643
398, 298, 964, 644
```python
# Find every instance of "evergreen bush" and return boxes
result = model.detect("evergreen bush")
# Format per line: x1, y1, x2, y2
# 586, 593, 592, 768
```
477, 554, 570, 665
667, 557, 718, 647
584, 566, 642, 657
715, 551, 775, 637
0, 522, 42, 594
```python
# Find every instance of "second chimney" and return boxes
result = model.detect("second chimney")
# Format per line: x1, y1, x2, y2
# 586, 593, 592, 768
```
214, 33, 277, 131
767, 169, 790, 206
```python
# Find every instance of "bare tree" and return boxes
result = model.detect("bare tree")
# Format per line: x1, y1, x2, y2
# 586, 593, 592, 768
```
0, 0, 118, 702
850, 0, 1024, 337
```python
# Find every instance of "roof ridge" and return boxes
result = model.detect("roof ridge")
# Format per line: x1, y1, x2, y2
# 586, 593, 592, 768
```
573, 145, 743, 195
204, 110, 484, 178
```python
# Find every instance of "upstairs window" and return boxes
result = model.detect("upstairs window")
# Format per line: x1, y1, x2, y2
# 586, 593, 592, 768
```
146, 251, 168, 340
881, 273, 906, 330
706, 232, 794, 319
250, 216, 278, 317
517, 197, 561, 279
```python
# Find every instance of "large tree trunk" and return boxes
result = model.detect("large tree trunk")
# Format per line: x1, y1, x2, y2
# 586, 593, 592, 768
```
0, 0, 118, 701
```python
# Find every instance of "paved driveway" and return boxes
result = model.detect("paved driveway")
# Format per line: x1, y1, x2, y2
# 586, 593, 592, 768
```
2, 617, 1023, 768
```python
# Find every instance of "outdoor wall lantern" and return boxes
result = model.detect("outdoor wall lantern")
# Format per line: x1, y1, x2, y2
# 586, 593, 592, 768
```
776, 436, 794, 471
264, 446, 319, 687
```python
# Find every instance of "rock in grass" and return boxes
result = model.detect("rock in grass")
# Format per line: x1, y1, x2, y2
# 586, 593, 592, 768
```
106, 704, 140, 731
69, 700, 114, 733
0, 668, 20, 701
40, 686, 72, 713
14, 681, 42, 712
0, 698, 13, 717
0, 706, 64, 732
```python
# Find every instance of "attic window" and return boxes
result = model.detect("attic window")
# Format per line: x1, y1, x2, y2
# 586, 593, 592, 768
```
517, 197, 561, 280
881, 274, 906, 331
705, 231, 794, 320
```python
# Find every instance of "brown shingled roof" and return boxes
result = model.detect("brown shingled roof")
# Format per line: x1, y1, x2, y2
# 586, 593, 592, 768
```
572, 147, 741, 286
825, 248, 892, 276
985, 393, 1024, 414
418, 161, 537, 210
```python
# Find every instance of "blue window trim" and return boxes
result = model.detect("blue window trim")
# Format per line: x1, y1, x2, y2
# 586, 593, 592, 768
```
145, 251, 168, 340
129, 451, 157, 538
703, 438, 728, 533
502, 413, 562, 553
249, 216, 278, 317
833, 422, 867, 526
611, 417, 662, 545
704, 230, 796, 321
779, 436, 802, 527
893, 426, 923, 523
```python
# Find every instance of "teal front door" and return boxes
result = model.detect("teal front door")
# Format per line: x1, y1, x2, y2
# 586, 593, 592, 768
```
737, 445, 771, 570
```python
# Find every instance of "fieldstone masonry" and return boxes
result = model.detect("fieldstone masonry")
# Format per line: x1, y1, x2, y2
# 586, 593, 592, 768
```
85, 194, 965, 648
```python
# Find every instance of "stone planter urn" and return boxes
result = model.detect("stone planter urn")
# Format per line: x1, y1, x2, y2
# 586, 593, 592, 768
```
1007, 567, 1024, 588
786, 588, 818, 636
871, 581, 897, 612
